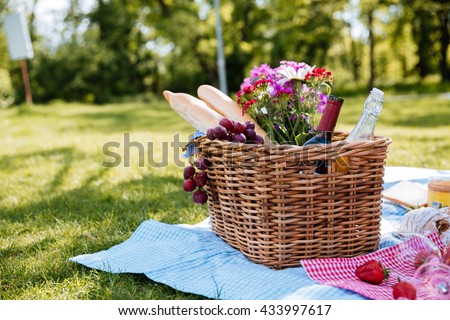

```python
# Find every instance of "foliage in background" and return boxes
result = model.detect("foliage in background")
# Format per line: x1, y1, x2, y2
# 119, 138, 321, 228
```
0, 0, 449, 104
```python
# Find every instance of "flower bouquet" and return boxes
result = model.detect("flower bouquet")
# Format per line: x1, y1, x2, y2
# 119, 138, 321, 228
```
236, 60, 333, 146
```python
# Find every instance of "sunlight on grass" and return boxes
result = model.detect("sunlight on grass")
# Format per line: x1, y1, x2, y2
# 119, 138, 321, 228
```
0, 92, 449, 299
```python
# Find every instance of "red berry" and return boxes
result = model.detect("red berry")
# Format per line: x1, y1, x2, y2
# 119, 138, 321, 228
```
183, 165, 196, 180
355, 260, 389, 285
219, 118, 235, 132
393, 279, 417, 300
234, 121, 246, 134
193, 171, 208, 188
193, 189, 208, 204
213, 125, 228, 140
183, 179, 197, 192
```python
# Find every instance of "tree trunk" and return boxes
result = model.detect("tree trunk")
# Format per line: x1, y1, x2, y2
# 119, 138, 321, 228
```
437, 6, 450, 82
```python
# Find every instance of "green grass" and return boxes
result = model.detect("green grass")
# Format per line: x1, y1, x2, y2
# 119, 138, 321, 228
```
0, 99, 208, 299
1, 91, 449, 300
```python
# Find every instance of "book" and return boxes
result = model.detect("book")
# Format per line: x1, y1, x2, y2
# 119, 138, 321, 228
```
382, 181, 428, 208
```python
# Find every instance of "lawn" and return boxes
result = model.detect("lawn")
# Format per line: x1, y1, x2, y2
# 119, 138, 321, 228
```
1, 91, 449, 299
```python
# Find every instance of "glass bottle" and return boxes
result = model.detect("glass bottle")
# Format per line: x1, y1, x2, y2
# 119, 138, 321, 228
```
335, 88, 384, 172
346, 87, 384, 141
303, 95, 344, 173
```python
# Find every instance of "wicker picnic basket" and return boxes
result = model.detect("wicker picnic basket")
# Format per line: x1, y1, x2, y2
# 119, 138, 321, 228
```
195, 132, 392, 269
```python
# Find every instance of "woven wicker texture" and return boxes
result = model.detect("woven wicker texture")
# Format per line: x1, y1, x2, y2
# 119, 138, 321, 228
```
195, 132, 392, 269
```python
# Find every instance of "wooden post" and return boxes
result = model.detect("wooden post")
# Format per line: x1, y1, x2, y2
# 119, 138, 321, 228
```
20, 59, 33, 106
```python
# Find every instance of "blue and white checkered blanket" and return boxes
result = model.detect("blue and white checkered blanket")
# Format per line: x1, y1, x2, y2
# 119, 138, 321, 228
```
70, 167, 448, 300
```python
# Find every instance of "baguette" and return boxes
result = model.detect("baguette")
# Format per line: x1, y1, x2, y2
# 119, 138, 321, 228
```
163, 90, 222, 133
197, 85, 271, 144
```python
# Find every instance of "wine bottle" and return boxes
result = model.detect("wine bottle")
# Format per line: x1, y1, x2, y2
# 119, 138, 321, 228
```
335, 88, 384, 172
303, 95, 344, 173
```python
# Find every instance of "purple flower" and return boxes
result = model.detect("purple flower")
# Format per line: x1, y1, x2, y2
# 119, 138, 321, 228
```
250, 63, 273, 80
269, 81, 294, 97
317, 92, 328, 113
274, 124, 280, 130
289, 114, 297, 121
240, 77, 253, 91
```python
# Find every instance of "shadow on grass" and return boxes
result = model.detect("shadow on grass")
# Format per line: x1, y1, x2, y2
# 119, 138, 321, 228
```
0, 147, 76, 174
4, 100, 194, 135
70, 108, 192, 134
0, 146, 208, 299
64, 101, 192, 134
1, 162, 198, 226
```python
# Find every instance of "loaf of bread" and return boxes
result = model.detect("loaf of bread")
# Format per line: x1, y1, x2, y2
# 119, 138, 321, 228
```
163, 90, 223, 133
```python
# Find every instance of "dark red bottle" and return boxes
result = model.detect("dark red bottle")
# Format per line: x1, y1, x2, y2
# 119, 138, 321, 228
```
303, 95, 344, 173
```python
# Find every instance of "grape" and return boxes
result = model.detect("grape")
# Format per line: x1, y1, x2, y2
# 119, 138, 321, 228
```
243, 128, 256, 141
213, 125, 228, 140
234, 122, 246, 134
245, 121, 255, 130
255, 135, 264, 144
183, 179, 197, 192
219, 118, 235, 132
193, 189, 208, 204
183, 165, 196, 179
232, 133, 246, 143
193, 171, 208, 188
195, 157, 211, 170
206, 127, 216, 140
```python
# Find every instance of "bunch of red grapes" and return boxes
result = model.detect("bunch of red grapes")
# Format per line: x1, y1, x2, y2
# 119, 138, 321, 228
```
207, 118, 264, 144
183, 157, 211, 205
183, 118, 263, 205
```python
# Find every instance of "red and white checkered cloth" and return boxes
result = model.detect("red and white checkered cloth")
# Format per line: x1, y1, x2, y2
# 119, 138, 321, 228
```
301, 233, 446, 300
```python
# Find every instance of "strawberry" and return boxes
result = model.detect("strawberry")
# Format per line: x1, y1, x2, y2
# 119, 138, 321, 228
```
393, 278, 417, 300
355, 260, 389, 285
413, 250, 430, 269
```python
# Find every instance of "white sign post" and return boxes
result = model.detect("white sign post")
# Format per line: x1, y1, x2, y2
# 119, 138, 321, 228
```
4, 13, 34, 105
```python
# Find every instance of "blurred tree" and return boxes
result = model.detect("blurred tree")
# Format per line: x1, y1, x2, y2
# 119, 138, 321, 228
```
143, 0, 229, 93
86, 0, 150, 101
263, 0, 346, 67
358, 0, 384, 90
436, 1, 450, 82
5, 0, 448, 104
0, 1, 14, 107
223, 0, 269, 91
393, 0, 450, 82
22, 0, 154, 103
